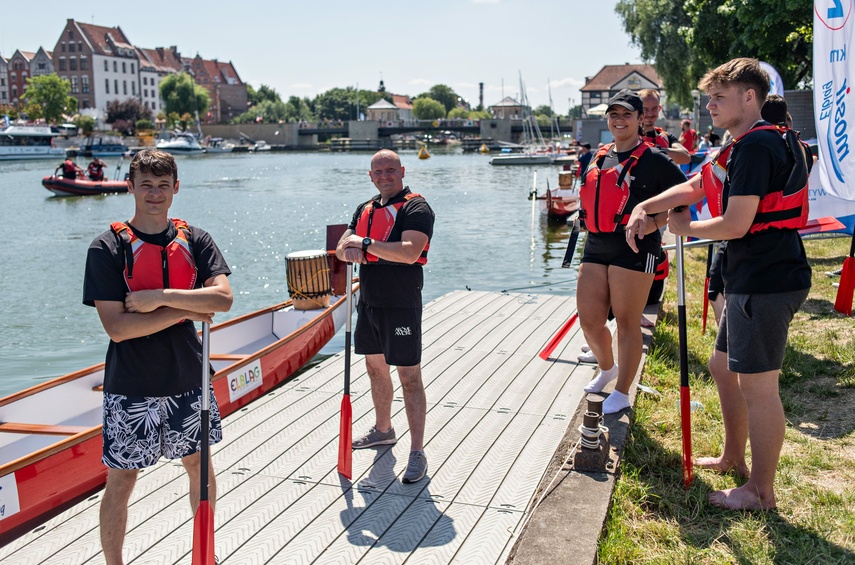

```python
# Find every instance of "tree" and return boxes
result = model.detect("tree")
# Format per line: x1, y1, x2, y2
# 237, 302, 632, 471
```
615, 0, 812, 107
74, 114, 96, 136
416, 84, 459, 115
22, 74, 77, 124
311, 87, 389, 121
106, 98, 152, 134
412, 97, 446, 120
448, 107, 470, 119
159, 73, 210, 125
535, 105, 554, 118
248, 84, 282, 105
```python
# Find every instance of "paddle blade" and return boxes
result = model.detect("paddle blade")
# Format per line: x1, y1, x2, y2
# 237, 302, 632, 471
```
192, 501, 215, 565
337, 394, 352, 479
680, 385, 694, 489
834, 256, 855, 316
539, 313, 578, 360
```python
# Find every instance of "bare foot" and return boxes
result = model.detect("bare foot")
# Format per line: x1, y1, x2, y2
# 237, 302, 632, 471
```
694, 456, 750, 478
709, 486, 776, 511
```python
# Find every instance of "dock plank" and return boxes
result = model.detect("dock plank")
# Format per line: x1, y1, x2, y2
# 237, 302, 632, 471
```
1, 291, 597, 564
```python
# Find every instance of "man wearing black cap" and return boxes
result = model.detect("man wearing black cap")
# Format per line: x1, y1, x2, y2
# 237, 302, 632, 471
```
575, 88, 687, 414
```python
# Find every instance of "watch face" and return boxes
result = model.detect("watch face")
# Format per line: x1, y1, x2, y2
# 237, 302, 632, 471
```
363, 238, 372, 246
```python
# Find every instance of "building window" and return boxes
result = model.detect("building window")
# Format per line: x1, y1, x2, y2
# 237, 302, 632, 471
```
10, 72, 15, 82
61, 42, 66, 52
78, 42, 82, 52
131, 63, 134, 74
115, 79, 118, 94
82, 99, 90, 109
71, 76, 79, 94
151, 101, 156, 110
105, 79, 109, 94
123, 81, 127, 95
104, 59, 108, 72
12, 86, 17, 99
82, 76, 89, 94
142, 77, 147, 85
113, 61, 117, 73
0, 78, 4, 86
69, 43, 75, 53
59, 58, 66, 71
131, 82, 135, 95
68, 30, 74, 40
80, 57, 87, 70
69, 58, 77, 71
122, 62, 126, 73
38, 62, 46, 70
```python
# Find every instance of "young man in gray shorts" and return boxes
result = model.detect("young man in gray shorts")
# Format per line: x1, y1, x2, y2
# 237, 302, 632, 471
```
83, 150, 233, 563
625, 58, 811, 510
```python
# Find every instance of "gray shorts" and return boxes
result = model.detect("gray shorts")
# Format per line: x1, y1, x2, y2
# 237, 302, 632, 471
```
714, 289, 809, 374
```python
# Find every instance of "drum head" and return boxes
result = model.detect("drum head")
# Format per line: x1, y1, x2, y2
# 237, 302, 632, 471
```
286, 249, 327, 260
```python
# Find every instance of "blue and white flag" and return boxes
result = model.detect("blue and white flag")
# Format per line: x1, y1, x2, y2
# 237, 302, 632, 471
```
759, 62, 784, 96
2, 114, 9, 128
813, 0, 855, 233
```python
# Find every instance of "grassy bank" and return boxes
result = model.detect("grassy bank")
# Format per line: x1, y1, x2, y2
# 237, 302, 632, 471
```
599, 236, 855, 564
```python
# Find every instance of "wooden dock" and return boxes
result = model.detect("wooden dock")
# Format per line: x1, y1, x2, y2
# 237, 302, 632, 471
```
0, 290, 598, 564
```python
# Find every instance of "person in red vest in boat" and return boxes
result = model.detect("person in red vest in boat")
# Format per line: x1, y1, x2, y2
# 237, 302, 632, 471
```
88, 157, 107, 181
625, 58, 812, 511
55, 157, 83, 180
83, 149, 233, 564
336, 149, 435, 484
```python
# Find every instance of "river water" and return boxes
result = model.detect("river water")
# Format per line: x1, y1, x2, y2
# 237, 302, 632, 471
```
0, 149, 581, 397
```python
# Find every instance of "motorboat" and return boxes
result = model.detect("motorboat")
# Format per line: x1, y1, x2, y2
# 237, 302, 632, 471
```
156, 132, 205, 155
252, 140, 271, 152
41, 175, 128, 197
0, 125, 65, 161
73, 136, 129, 158
204, 137, 235, 153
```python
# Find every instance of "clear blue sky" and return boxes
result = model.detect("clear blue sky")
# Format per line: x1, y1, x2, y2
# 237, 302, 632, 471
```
0, 0, 641, 114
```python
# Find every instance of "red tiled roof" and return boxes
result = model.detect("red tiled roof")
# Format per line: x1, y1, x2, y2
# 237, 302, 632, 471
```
138, 47, 183, 73
216, 61, 242, 85
18, 51, 36, 62
76, 22, 133, 57
392, 94, 412, 110
581, 64, 661, 91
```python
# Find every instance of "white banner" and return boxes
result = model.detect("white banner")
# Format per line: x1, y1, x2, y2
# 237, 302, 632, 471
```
759, 62, 785, 96
814, 1, 855, 218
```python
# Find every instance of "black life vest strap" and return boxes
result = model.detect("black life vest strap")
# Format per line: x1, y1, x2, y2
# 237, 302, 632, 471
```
115, 226, 135, 279
753, 206, 803, 224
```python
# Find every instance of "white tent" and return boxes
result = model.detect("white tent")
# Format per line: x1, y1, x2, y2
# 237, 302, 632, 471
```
586, 103, 609, 117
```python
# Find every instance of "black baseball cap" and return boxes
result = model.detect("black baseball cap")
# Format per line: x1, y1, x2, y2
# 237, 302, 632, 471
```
607, 89, 643, 113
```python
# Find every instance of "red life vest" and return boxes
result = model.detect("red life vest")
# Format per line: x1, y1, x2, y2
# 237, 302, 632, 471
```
645, 127, 671, 150
88, 161, 104, 181
110, 218, 197, 292
580, 141, 652, 233
701, 124, 809, 233
62, 160, 78, 179
354, 191, 429, 265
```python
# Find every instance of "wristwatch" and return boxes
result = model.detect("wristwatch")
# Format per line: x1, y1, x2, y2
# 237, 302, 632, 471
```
361, 237, 373, 252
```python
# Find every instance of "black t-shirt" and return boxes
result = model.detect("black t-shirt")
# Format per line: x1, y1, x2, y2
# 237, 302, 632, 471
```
720, 126, 812, 294
586, 144, 687, 253
83, 221, 231, 396
348, 187, 435, 308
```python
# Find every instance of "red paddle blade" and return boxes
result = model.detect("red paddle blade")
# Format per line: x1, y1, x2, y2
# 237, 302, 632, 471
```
834, 256, 855, 316
337, 395, 352, 479
680, 386, 694, 489
539, 313, 579, 360
192, 501, 215, 565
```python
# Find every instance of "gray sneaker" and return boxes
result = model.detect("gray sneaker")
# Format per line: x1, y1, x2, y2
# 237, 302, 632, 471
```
352, 426, 396, 449
826, 267, 843, 277
402, 450, 428, 484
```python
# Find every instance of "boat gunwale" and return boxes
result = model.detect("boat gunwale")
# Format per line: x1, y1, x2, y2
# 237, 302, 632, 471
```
0, 280, 359, 479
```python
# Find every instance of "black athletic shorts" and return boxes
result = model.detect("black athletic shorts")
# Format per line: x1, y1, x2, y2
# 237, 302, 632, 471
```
708, 244, 725, 301
354, 301, 423, 366
581, 232, 660, 273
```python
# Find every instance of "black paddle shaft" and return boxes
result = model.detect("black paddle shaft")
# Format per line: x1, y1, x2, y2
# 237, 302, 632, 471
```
200, 322, 211, 502
675, 236, 689, 388
344, 262, 353, 396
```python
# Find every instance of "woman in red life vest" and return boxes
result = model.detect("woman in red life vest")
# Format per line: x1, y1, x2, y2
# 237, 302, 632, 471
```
577, 89, 687, 414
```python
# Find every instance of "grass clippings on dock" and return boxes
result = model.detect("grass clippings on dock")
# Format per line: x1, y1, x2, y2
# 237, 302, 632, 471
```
600, 236, 855, 565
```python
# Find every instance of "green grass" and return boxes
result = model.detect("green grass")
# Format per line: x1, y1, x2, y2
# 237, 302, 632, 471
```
598, 236, 855, 565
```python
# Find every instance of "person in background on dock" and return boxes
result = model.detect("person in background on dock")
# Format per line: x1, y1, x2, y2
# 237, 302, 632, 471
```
679, 119, 699, 153
575, 143, 593, 179
88, 157, 107, 181
624, 58, 811, 511
638, 89, 691, 165
55, 157, 83, 180
83, 149, 233, 564
576, 89, 687, 414
336, 149, 435, 484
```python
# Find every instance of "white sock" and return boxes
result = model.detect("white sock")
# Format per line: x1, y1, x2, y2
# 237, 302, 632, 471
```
583, 364, 619, 393
602, 390, 630, 414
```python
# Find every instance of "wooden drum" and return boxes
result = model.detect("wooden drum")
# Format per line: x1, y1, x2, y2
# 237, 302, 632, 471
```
285, 250, 331, 310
